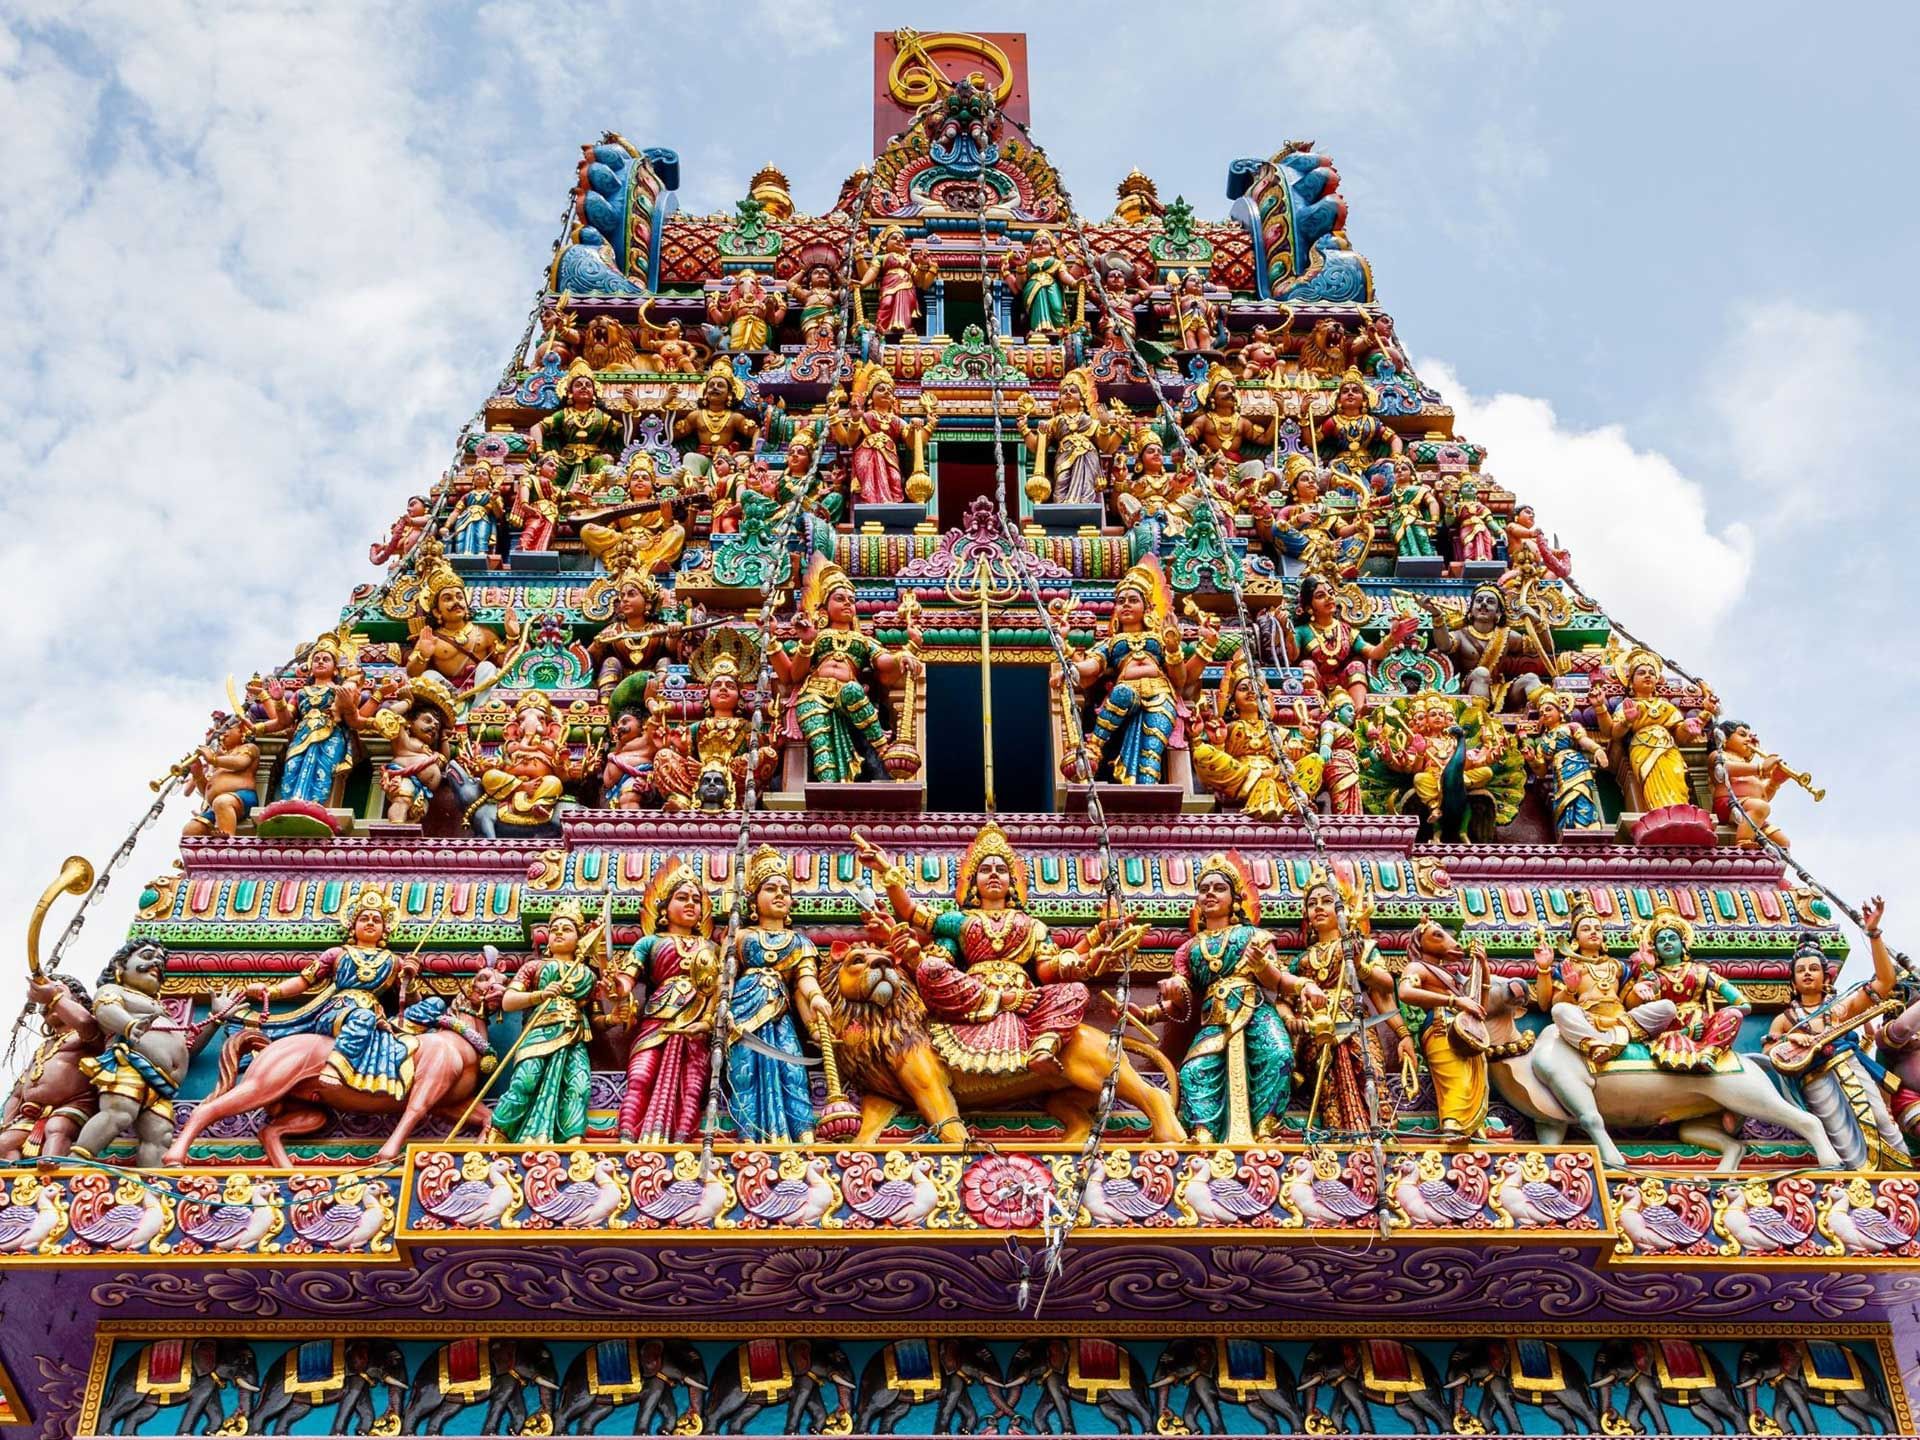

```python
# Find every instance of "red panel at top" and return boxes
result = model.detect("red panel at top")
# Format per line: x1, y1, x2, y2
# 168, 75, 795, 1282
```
873, 30, 1031, 155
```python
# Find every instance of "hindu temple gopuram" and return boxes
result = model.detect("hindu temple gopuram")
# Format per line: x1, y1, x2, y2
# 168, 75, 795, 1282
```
4, 28, 1916, 1440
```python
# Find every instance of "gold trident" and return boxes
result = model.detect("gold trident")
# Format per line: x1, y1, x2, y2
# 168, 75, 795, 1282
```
945, 551, 1021, 812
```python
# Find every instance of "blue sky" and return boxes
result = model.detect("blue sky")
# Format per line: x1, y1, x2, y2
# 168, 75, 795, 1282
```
1, 1, 1915, 1002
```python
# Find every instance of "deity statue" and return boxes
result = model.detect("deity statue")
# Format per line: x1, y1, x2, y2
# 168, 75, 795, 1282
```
71, 941, 212, 1167
1148, 852, 1322, 1142
366, 675, 458, 824
1018, 369, 1122, 506
1306, 689, 1365, 816
1289, 873, 1415, 1134
1254, 459, 1371, 579
1532, 895, 1678, 1068
1237, 324, 1283, 381
1285, 573, 1418, 712
829, 363, 936, 507
1417, 584, 1551, 710
407, 560, 520, 692
1191, 658, 1318, 818
1383, 458, 1441, 559
261, 630, 366, 808
616, 858, 721, 1141
632, 300, 711, 374
855, 227, 935, 340
531, 359, 625, 487
368, 495, 431, 568
1319, 369, 1400, 479
446, 466, 504, 562
772, 557, 922, 784
1450, 478, 1498, 568
1398, 935, 1501, 1142
1636, 905, 1746, 1072
673, 358, 760, 458
219, 887, 415, 1101
854, 822, 1111, 1077
599, 703, 663, 811
1184, 365, 1275, 464
1062, 559, 1216, 786
1716, 719, 1804, 849
488, 900, 607, 1145
653, 650, 779, 811
1504, 503, 1572, 578
586, 560, 674, 693
1767, 906, 1908, 1169
1593, 648, 1716, 813
1110, 432, 1198, 534
1361, 691, 1524, 842
1167, 269, 1221, 352
1002, 230, 1078, 338
0, 971, 100, 1162
475, 691, 593, 830
511, 455, 568, 554
706, 271, 786, 351
533, 296, 581, 369
725, 847, 829, 1144
578, 454, 688, 574
1522, 690, 1608, 834
181, 715, 260, 837
793, 262, 846, 347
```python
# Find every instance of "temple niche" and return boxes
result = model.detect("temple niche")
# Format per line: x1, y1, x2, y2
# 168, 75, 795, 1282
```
4, 26, 1914, 1440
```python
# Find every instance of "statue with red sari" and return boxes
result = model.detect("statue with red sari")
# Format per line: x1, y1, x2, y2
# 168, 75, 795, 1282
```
615, 858, 720, 1140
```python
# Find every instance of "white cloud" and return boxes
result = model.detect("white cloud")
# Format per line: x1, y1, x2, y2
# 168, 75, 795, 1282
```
1419, 358, 1755, 663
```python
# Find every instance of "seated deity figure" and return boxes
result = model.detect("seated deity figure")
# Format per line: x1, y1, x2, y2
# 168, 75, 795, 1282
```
1110, 433, 1199, 536
577, 454, 688, 574
1416, 584, 1551, 711
1061, 559, 1215, 787
1191, 658, 1318, 818
476, 691, 593, 830
652, 652, 779, 811
855, 823, 1120, 1077
1284, 574, 1418, 715
1254, 458, 1371, 579
1318, 368, 1401, 481
181, 715, 261, 837
1532, 896, 1679, 1068
407, 558, 521, 693
706, 270, 785, 351
1635, 905, 1747, 1073
586, 556, 675, 694
771, 558, 922, 784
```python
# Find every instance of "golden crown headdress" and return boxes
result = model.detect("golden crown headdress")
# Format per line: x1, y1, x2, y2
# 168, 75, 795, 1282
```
1197, 362, 1238, 405
405, 672, 461, 729
1638, 903, 1695, 957
1058, 367, 1097, 413
744, 845, 790, 903
416, 557, 467, 620
1194, 850, 1260, 929
1113, 556, 1173, 630
956, 821, 1028, 909
1336, 366, 1378, 408
643, 857, 709, 936
562, 356, 599, 394
849, 359, 893, 410
690, 626, 761, 685
800, 555, 856, 623
340, 885, 400, 935
1612, 646, 1665, 688
703, 355, 746, 402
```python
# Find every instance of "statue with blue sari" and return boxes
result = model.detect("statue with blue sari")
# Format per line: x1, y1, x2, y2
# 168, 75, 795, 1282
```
261, 629, 367, 807
723, 847, 827, 1143
1063, 558, 1214, 786
230, 886, 414, 1099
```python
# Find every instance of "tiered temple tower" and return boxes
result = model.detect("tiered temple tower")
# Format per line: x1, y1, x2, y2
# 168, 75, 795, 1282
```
2, 30, 1915, 1440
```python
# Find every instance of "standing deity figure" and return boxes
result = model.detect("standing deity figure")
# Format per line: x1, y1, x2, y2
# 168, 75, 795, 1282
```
1593, 648, 1716, 813
1533, 895, 1678, 1068
407, 560, 520, 692
1636, 905, 1746, 1072
586, 560, 674, 694
1417, 584, 1551, 711
1191, 658, 1318, 818
1286, 574, 1418, 713
1062, 559, 1215, 786
71, 942, 211, 1167
673, 359, 760, 458
369, 495, 432, 568
773, 557, 922, 784
1523, 690, 1608, 834
1319, 368, 1401, 479
829, 363, 935, 507
855, 823, 1108, 1078
616, 859, 720, 1141
532, 358, 625, 487
725, 847, 829, 1144
856, 228, 936, 340
1504, 503, 1572, 578
262, 630, 366, 808
707, 271, 786, 351
1288, 873, 1415, 1134
512, 455, 567, 554
1716, 719, 1801, 850
794, 262, 846, 347
1450, 478, 1498, 567
1384, 458, 1441, 559
1168, 269, 1222, 352
1146, 853, 1321, 1143
488, 900, 607, 1145
1398, 937, 1504, 1142
476, 691, 592, 829
1018, 368, 1121, 506
0, 971, 101, 1161
1307, 689, 1365, 816
653, 651, 780, 811
369, 675, 459, 824
223, 887, 417, 1099
182, 715, 261, 837
446, 466, 505, 561
1002, 231, 1078, 337
1767, 904, 1908, 1169
1185, 365, 1275, 465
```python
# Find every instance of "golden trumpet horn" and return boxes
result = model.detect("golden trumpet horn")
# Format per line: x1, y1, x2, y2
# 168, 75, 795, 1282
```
26, 855, 94, 982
